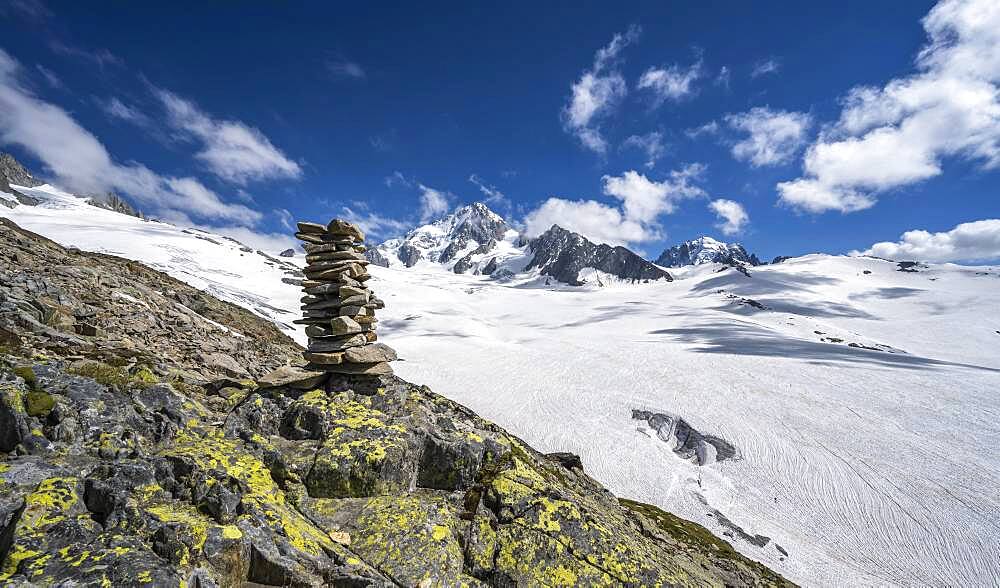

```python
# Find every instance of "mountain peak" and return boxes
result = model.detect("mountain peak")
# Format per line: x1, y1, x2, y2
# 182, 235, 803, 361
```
656, 236, 761, 268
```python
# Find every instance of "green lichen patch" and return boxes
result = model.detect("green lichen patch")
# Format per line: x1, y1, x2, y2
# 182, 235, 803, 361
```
66, 360, 158, 390
25, 390, 55, 417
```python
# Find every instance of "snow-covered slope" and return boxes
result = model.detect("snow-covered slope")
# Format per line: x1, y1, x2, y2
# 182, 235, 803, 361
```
371, 256, 1000, 587
4, 184, 999, 586
657, 236, 762, 267
0, 183, 306, 343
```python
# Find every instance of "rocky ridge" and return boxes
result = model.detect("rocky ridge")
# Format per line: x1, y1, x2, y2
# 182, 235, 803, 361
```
0, 217, 790, 587
527, 225, 672, 286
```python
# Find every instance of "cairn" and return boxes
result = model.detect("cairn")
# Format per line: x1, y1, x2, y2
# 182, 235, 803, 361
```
292, 219, 396, 376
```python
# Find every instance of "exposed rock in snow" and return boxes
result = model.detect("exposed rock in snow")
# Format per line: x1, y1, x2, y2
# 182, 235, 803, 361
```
87, 192, 141, 218
632, 409, 738, 466
0, 153, 43, 188
657, 236, 762, 268
526, 225, 672, 285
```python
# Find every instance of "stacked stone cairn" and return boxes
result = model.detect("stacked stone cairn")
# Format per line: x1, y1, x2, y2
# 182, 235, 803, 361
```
292, 219, 396, 376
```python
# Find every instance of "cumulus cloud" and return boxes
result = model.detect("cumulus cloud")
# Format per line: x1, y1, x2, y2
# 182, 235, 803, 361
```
418, 184, 451, 223
685, 120, 719, 139
725, 107, 812, 166
750, 58, 780, 78
709, 199, 749, 235
622, 132, 666, 168
637, 58, 703, 104
561, 25, 640, 154
155, 88, 302, 185
857, 218, 1000, 262
522, 165, 706, 245
0, 49, 259, 225
778, 0, 1000, 213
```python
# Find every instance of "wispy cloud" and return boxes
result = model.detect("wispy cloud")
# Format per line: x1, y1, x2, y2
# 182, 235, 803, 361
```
34, 64, 61, 88
468, 174, 509, 207
0, 0, 51, 22
561, 25, 641, 154
750, 58, 781, 78
154, 87, 302, 185
328, 57, 366, 79
715, 66, 731, 89
622, 132, 666, 168
340, 204, 409, 241
99, 96, 152, 126
48, 40, 123, 70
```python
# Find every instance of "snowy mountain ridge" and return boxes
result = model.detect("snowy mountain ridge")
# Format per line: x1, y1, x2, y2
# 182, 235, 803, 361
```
656, 235, 763, 267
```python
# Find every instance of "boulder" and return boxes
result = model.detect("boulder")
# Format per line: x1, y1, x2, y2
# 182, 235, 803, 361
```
329, 317, 362, 336
257, 365, 327, 390
343, 343, 397, 364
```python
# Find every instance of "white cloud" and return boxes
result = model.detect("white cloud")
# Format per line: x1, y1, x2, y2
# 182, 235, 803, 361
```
562, 26, 640, 154
715, 66, 731, 89
622, 132, 666, 168
201, 224, 299, 254
418, 183, 451, 222
340, 205, 409, 241
0, 49, 259, 225
708, 199, 749, 235
686, 120, 719, 139
522, 165, 706, 245
750, 58, 780, 78
637, 58, 703, 104
468, 174, 509, 207
778, 0, 1000, 213
100, 97, 150, 126
725, 107, 812, 166
328, 58, 366, 79
384, 171, 412, 188
155, 88, 302, 185
857, 218, 1000, 262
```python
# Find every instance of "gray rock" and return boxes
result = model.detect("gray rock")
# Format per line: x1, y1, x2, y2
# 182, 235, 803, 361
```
307, 333, 367, 352
279, 248, 295, 258
343, 343, 397, 364
329, 316, 362, 335
257, 365, 327, 390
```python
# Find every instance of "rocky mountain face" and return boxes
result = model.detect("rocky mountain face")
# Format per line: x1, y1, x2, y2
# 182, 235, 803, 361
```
0, 217, 788, 587
0, 153, 43, 189
527, 225, 673, 286
656, 236, 762, 268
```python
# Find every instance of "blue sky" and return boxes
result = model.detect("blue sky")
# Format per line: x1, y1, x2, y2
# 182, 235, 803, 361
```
1, 0, 998, 262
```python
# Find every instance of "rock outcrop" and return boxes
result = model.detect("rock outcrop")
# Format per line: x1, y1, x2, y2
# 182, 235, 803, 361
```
0, 217, 790, 587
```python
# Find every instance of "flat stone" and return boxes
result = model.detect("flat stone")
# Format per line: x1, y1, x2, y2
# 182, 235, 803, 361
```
296, 221, 328, 235
326, 219, 365, 242
339, 305, 367, 317
329, 316, 363, 335
306, 259, 368, 271
325, 361, 393, 375
344, 343, 397, 363
305, 251, 366, 263
302, 351, 344, 365
339, 285, 367, 298
302, 299, 342, 311
305, 269, 350, 281
340, 294, 368, 307
303, 283, 341, 295
303, 242, 352, 254
257, 365, 327, 390
364, 331, 377, 342
307, 333, 367, 352
305, 324, 332, 338
354, 315, 377, 325
295, 232, 329, 244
